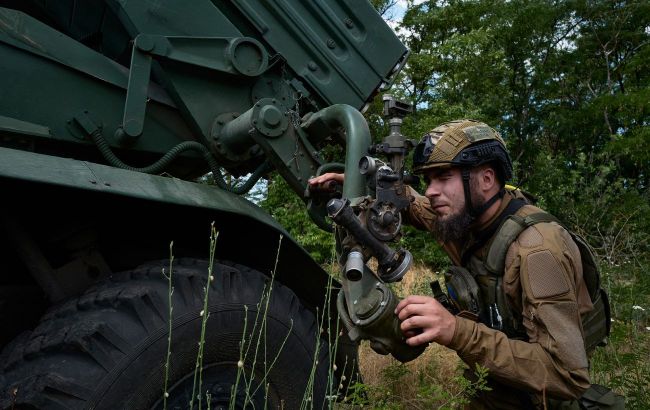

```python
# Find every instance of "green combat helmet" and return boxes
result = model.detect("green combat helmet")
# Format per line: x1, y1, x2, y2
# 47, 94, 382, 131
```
412, 119, 514, 219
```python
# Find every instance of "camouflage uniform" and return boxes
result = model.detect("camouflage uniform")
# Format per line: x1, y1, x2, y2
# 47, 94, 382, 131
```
407, 119, 593, 409
407, 188, 592, 408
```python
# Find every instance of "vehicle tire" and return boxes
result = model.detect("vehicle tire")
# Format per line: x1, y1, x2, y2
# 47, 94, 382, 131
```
0, 258, 330, 409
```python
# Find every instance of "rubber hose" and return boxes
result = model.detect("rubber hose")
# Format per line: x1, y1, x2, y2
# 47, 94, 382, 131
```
92, 129, 214, 175
91, 129, 269, 195
210, 160, 272, 195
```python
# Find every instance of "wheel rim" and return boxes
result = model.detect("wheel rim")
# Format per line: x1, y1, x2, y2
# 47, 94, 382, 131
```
151, 362, 271, 409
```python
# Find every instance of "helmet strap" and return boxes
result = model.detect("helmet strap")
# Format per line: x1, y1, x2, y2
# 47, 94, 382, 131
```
461, 168, 505, 221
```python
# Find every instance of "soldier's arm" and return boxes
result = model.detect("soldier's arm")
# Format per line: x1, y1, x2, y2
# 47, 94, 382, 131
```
402, 185, 436, 231
447, 223, 590, 400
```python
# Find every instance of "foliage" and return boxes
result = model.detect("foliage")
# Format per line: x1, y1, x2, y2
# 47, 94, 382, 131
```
590, 263, 650, 409
527, 150, 650, 265
400, 225, 450, 270
338, 358, 491, 409
399, 0, 650, 184
260, 174, 335, 264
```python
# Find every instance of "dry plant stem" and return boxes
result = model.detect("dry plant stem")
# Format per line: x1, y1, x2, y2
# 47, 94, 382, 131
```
300, 307, 320, 410
229, 305, 249, 410
325, 245, 349, 406
190, 224, 219, 410
162, 241, 174, 410
242, 238, 285, 396
249, 318, 294, 399
247, 235, 295, 400
301, 243, 340, 408
232, 234, 295, 408
244, 285, 269, 401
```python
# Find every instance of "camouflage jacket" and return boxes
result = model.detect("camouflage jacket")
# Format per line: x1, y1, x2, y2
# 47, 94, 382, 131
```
405, 187, 593, 409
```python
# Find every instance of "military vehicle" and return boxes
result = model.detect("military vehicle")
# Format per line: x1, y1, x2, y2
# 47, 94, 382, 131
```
0, 1, 415, 408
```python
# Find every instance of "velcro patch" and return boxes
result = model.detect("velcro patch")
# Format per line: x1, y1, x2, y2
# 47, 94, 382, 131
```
463, 125, 494, 142
527, 250, 570, 299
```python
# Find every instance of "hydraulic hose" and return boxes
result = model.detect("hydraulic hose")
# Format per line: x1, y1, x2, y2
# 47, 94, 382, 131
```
90, 127, 269, 195
210, 160, 272, 195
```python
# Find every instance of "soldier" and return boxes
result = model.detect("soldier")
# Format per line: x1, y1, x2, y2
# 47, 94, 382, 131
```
309, 119, 616, 409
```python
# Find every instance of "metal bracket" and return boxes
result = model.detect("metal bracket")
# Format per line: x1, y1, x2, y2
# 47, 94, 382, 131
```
118, 34, 270, 143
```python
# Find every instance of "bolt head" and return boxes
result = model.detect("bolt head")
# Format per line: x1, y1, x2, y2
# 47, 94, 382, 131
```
260, 105, 282, 127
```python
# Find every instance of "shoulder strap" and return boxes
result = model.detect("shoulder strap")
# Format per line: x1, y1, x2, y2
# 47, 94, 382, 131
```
485, 211, 559, 275
485, 210, 612, 350
460, 198, 527, 266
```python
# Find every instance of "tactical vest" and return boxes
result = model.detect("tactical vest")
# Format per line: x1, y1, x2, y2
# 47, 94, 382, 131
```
448, 201, 611, 353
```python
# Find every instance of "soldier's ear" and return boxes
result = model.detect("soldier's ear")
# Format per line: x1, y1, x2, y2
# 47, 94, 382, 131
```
477, 165, 498, 191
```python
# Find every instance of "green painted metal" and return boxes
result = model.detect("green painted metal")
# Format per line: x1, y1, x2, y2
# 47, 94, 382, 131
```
302, 104, 371, 199
0, 0, 407, 303
0, 146, 285, 233
0, 1, 406, 185
226, 0, 408, 108
0, 115, 51, 139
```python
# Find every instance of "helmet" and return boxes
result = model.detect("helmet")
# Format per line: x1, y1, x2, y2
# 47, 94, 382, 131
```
412, 119, 513, 183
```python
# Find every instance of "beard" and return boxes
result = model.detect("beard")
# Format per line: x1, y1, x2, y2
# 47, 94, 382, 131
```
431, 187, 485, 243
431, 204, 474, 242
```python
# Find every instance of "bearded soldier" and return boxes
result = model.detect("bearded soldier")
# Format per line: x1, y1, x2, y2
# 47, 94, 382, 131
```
310, 119, 616, 409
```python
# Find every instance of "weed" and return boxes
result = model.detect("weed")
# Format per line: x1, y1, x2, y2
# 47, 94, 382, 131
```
590, 262, 650, 409
161, 241, 175, 408
189, 224, 219, 410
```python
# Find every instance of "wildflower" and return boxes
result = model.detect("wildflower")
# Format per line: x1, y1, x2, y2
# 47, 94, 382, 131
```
164, 392, 169, 398
200, 310, 205, 316
333, 364, 337, 371
646, 327, 650, 331
632, 305, 645, 311
210, 275, 214, 281
237, 360, 244, 368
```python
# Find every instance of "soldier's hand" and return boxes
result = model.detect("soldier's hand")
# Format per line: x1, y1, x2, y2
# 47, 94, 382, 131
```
395, 295, 456, 347
308, 172, 344, 188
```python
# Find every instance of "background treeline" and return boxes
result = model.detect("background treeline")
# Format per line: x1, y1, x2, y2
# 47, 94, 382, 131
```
263, 0, 650, 270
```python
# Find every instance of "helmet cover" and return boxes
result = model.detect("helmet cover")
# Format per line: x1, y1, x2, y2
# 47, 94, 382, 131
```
413, 119, 513, 182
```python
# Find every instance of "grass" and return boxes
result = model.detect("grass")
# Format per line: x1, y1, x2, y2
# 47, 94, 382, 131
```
162, 228, 335, 409
590, 261, 650, 409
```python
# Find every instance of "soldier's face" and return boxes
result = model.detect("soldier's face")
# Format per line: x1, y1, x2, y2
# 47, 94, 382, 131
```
423, 167, 466, 220
424, 167, 477, 242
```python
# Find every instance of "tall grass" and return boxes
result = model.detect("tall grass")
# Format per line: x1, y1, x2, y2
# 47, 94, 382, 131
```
590, 261, 650, 409
161, 241, 175, 408
189, 225, 219, 410
160, 224, 649, 409
162, 228, 338, 409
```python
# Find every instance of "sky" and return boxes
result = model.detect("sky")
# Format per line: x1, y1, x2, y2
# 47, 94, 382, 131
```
383, 0, 426, 36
